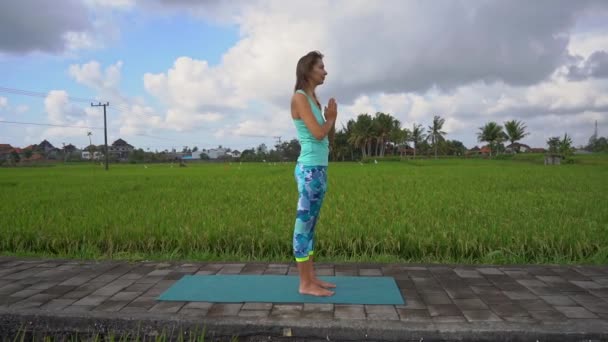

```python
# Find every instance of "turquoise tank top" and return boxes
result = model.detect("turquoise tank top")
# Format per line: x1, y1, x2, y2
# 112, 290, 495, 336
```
293, 89, 329, 166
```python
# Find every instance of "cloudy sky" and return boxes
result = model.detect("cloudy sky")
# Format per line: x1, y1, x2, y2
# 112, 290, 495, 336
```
1, 0, 607, 151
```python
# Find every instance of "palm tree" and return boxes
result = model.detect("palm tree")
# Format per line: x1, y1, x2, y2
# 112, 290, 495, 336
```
559, 133, 574, 157
371, 112, 395, 157
477, 122, 506, 157
390, 126, 410, 156
347, 114, 374, 158
504, 120, 529, 152
410, 123, 425, 159
426, 115, 447, 159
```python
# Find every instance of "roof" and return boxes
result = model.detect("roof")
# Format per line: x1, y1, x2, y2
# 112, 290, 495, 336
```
0, 144, 13, 151
112, 138, 133, 147
480, 146, 492, 153
506, 142, 531, 148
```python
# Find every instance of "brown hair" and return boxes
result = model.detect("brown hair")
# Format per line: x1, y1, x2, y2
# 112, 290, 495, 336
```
294, 50, 324, 92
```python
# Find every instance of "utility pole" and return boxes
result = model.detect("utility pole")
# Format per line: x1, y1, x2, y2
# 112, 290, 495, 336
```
91, 102, 109, 170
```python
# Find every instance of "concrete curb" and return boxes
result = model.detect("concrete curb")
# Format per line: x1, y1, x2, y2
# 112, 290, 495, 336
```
2, 308, 608, 342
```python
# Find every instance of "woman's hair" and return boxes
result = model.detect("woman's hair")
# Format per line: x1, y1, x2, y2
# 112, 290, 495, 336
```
294, 50, 324, 92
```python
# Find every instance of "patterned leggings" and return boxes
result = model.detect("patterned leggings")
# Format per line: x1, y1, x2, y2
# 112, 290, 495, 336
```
293, 163, 328, 262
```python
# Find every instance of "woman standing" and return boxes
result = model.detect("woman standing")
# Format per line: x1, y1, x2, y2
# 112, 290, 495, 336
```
290, 51, 337, 297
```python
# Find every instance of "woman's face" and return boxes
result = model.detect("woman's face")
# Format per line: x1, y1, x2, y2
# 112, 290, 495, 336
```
309, 59, 327, 86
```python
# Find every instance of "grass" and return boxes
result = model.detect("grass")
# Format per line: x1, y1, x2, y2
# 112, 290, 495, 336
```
1, 155, 607, 265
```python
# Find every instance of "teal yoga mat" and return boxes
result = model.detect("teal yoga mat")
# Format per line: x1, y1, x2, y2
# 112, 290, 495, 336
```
157, 275, 405, 305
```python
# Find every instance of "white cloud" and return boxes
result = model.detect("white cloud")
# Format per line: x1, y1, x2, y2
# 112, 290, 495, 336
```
15, 105, 29, 114
41, 90, 99, 141
0, 97, 7, 108
84, 0, 135, 10
69, 60, 122, 91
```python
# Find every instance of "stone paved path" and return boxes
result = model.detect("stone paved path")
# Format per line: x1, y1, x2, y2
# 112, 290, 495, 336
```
1, 256, 608, 341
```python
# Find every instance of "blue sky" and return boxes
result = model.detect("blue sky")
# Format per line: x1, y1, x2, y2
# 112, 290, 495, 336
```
1, 1, 607, 152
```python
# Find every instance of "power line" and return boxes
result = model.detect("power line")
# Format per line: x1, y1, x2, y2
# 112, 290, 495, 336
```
0, 86, 97, 104
0, 119, 104, 130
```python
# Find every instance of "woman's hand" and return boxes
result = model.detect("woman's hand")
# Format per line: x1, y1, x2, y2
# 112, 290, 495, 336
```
324, 98, 338, 122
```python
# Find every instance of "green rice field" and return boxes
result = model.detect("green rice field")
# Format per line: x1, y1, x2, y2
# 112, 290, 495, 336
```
1, 154, 607, 265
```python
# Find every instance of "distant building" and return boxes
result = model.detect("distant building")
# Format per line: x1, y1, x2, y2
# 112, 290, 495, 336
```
505, 142, 531, 153
108, 139, 134, 160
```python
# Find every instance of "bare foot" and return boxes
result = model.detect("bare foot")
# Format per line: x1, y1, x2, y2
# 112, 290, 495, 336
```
313, 278, 336, 289
299, 283, 335, 297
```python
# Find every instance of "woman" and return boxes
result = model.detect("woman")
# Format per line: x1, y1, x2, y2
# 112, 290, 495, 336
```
290, 51, 337, 297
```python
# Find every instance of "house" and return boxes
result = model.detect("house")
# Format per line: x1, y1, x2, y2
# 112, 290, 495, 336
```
108, 139, 134, 160
230, 150, 241, 158
505, 142, 531, 153
36, 140, 55, 153
480, 146, 492, 155
397, 145, 416, 156
0, 144, 12, 160
466, 146, 481, 155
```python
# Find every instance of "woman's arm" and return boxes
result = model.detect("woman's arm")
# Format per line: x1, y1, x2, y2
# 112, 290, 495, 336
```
292, 93, 335, 140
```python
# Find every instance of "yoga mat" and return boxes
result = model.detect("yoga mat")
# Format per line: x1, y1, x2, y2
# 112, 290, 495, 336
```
157, 275, 405, 305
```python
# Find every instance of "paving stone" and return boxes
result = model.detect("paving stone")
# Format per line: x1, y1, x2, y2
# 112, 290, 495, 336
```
241, 302, 272, 310
37, 298, 74, 311
359, 268, 382, 276
240, 265, 267, 275
179, 308, 209, 317
427, 304, 462, 317
62, 305, 95, 313
270, 304, 302, 319
109, 291, 141, 301
29, 281, 60, 290
516, 279, 548, 288
503, 290, 538, 300
476, 268, 504, 275
503, 316, 538, 323
10, 289, 43, 298
334, 267, 358, 276
365, 305, 399, 320
444, 287, 478, 299
397, 308, 432, 322
207, 303, 243, 317
134, 274, 165, 283
590, 289, 608, 298
73, 295, 109, 306
314, 268, 334, 276
182, 302, 213, 310
454, 298, 489, 310
334, 305, 365, 320
42, 285, 77, 296
432, 315, 466, 323
530, 310, 568, 322
454, 269, 482, 279
149, 301, 185, 313
123, 283, 155, 292
398, 298, 425, 309
570, 280, 604, 290
301, 310, 333, 320
0, 283, 27, 295
462, 310, 502, 322
218, 265, 246, 274
540, 295, 577, 306
518, 299, 554, 311
10, 293, 56, 309
238, 310, 270, 318
263, 266, 289, 275
489, 303, 529, 317
554, 306, 599, 319
121, 296, 157, 311
94, 300, 130, 312
502, 271, 535, 279
303, 303, 333, 312
421, 291, 453, 305
147, 269, 172, 276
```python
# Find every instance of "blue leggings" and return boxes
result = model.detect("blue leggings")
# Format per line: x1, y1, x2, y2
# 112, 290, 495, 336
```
293, 163, 327, 262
